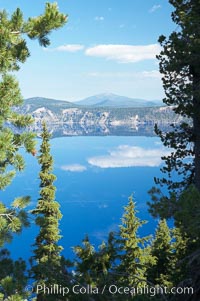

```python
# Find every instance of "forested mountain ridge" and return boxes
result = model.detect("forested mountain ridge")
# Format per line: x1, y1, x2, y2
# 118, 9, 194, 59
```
20, 97, 182, 127
74, 93, 163, 107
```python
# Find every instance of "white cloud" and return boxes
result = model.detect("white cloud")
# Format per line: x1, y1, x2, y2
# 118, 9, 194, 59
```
61, 164, 87, 172
88, 145, 170, 168
85, 44, 160, 63
149, 4, 161, 13
45, 44, 85, 52
94, 16, 104, 21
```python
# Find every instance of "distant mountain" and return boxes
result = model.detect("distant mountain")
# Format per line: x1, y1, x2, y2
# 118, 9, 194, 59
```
75, 93, 163, 108
24, 97, 76, 110
14, 95, 184, 137
18, 96, 182, 136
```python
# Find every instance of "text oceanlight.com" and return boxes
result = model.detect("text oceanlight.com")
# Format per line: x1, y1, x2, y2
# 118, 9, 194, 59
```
29, 284, 194, 297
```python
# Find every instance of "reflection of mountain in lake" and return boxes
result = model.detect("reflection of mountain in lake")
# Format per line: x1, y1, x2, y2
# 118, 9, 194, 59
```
31, 122, 173, 138
16, 96, 183, 137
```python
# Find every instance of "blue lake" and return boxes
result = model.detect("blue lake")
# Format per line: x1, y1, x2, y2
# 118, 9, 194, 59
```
2, 135, 167, 260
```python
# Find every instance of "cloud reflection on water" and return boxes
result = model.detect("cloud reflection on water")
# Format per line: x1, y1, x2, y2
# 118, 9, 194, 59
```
88, 145, 169, 168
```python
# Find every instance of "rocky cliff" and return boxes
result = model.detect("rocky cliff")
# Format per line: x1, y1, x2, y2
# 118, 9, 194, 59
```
16, 97, 184, 136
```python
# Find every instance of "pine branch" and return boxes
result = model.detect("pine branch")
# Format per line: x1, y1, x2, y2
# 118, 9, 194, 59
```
0, 213, 14, 221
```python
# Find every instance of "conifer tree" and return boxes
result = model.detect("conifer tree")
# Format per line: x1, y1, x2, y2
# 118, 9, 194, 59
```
147, 3, 200, 297
148, 0, 200, 217
0, 249, 28, 300
0, 3, 67, 242
74, 234, 116, 282
0, 4, 67, 300
73, 235, 95, 286
0, 2, 67, 190
0, 197, 30, 247
0, 3, 67, 73
147, 221, 193, 300
30, 122, 66, 301
73, 234, 117, 301
171, 226, 189, 286
116, 196, 152, 291
147, 219, 174, 287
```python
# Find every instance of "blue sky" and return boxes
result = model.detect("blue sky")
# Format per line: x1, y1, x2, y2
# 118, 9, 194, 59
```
2, 0, 175, 101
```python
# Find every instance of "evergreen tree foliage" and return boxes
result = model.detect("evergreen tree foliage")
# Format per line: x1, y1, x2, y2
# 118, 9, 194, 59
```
173, 185, 200, 246
72, 199, 194, 301
0, 2, 67, 243
147, 3, 200, 297
73, 198, 159, 301
30, 123, 67, 301
170, 226, 189, 286
0, 3, 67, 72
73, 235, 96, 286
147, 220, 174, 287
148, 0, 200, 218
0, 249, 28, 300
116, 196, 152, 290
172, 186, 200, 300
73, 232, 117, 288
73, 234, 122, 301
0, 2, 67, 189
0, 196, 30, 246
0, 74, 35, 191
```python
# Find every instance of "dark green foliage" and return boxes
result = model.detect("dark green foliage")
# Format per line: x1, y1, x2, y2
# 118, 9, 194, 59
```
0, 249, 28, 300
0, 3, 67, 72
0, 3, 67, 301
173, 185, 200, 245
73, 235, 97, 285
26, 3, 67, 47
0, 197, 30, 247
30, 123, 68, 301
116, 196, 152, 288
149, 0, 200, 217
148, 3, 200, 297
0, 74, 35, 191
0, 2, 67, 188
149, 187, 200, 299
0, 3, 67, 247
73, 197, 156, 301
147, 220, 174, 287
72, 198, 197, 301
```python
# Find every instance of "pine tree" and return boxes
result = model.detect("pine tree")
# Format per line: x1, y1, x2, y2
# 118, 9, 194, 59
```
147, 220, 174, 287
146, 222, 191, 301
0, 196, 30, 247
0, 249, 29, 300
30, 122, 66, 301
0, 3, 67, 243
73, 235, 95, 286
148, 0, 200, 217
73, 234, 118, 301
0, 4, 68, 300
171, 186, 200, 300
0, 3, 67, 72
147, 3, 200, 297
0, 2, 67, 190
173, 185, 200, 245
116, 196, 152, 293
171, 226, 189, 286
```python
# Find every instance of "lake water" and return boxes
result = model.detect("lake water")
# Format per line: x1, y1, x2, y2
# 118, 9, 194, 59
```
2, 135, 167, 260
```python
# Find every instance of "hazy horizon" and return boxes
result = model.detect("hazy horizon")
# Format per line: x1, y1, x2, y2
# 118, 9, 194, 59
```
0, 0, 175, 101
